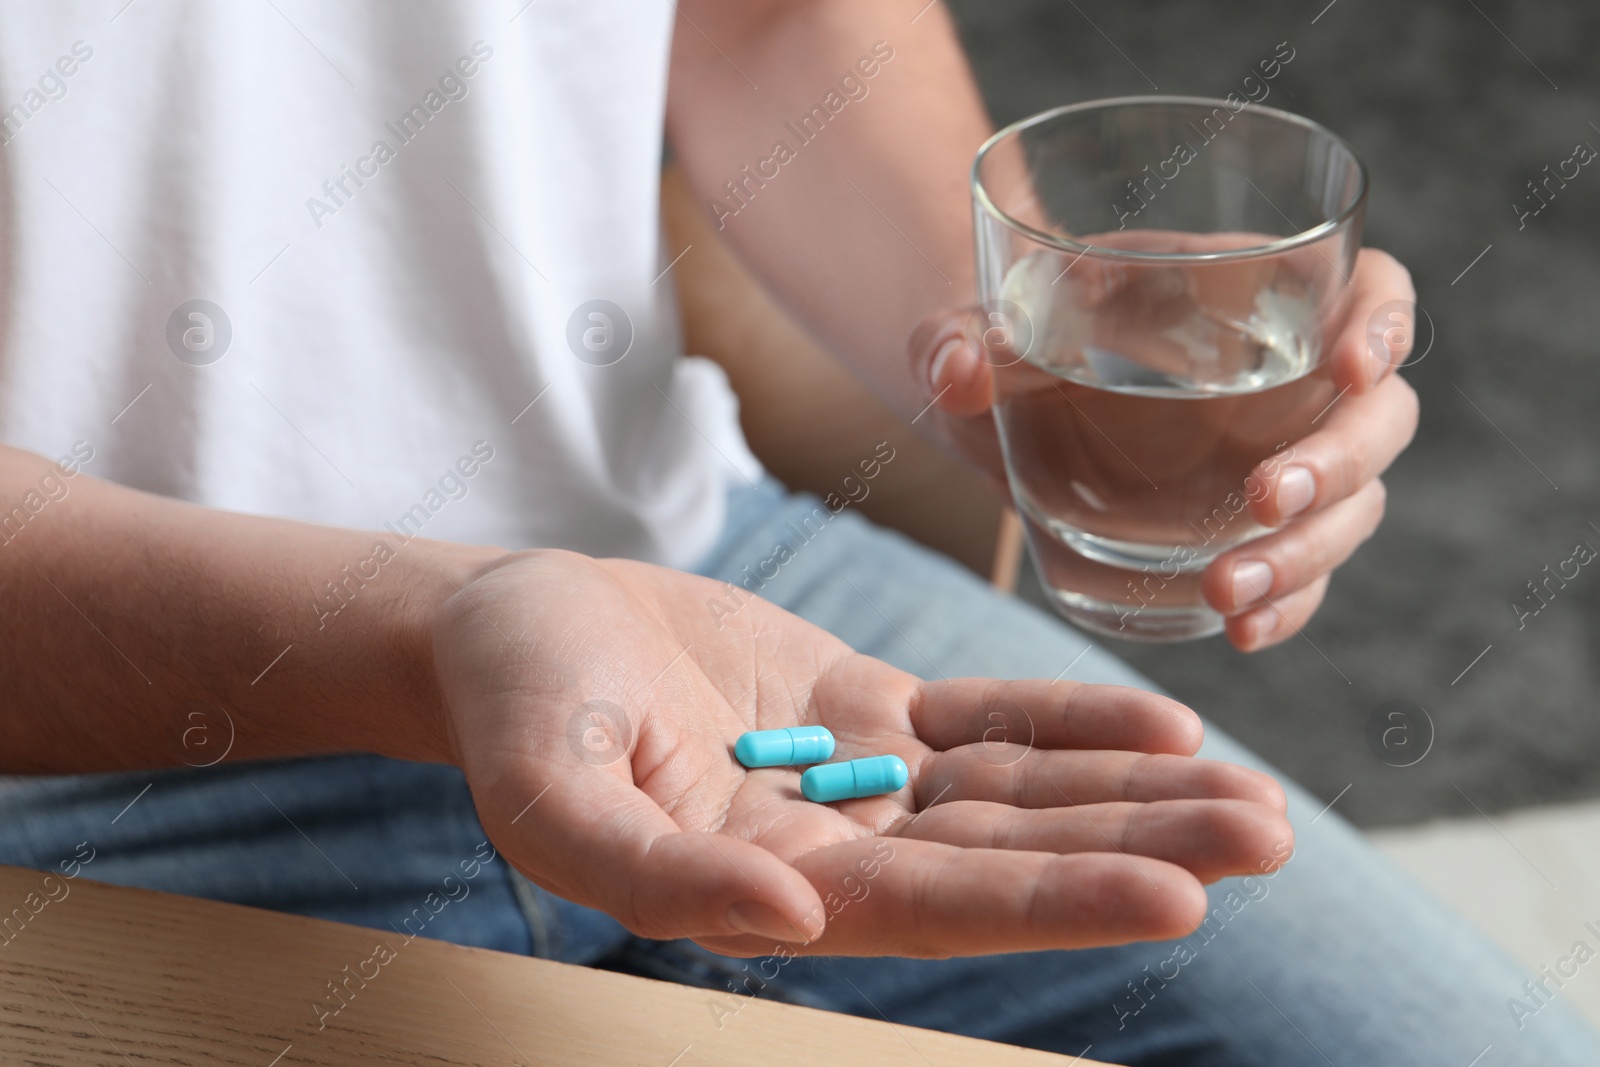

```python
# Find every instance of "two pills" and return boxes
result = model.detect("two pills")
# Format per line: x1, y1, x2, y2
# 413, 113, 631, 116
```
734, 726, 907, 803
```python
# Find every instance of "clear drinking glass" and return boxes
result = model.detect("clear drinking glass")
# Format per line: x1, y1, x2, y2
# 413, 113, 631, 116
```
971, 95, 1368, 641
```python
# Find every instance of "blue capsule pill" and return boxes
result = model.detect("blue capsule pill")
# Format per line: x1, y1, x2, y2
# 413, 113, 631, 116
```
801, 754, 909, 803
734, 726, 836, 768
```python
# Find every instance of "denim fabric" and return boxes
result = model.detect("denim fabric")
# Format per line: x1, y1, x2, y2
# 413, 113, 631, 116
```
2, 477, 1593, 1065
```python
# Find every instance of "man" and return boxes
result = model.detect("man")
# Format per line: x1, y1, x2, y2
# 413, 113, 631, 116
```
0, 2, 1592, 1063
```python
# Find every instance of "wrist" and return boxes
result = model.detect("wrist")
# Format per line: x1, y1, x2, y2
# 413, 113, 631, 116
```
371, 538, 508, 766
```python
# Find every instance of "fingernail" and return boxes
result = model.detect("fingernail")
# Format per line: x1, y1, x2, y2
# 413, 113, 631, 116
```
728, 900, 807, 943
1231, 560, 1274, 608
1369, 349, 1389, 388
1368, 317, 1409, 384
1238, 607, 1275, 651
1276, 466, 1315, 520
929, 337, 964, 391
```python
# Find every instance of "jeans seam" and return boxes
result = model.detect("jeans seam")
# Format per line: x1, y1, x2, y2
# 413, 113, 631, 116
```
507, 867, 558, 959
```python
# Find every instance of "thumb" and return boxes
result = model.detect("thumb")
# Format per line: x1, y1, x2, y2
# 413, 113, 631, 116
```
519, 772, 826, 945
909, 309, 994, 419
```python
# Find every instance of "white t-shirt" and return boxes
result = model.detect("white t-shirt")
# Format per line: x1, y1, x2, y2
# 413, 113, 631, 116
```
0, 0, 759, 566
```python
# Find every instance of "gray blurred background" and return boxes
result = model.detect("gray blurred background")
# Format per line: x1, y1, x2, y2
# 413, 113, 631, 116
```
946, 0, 1600, 827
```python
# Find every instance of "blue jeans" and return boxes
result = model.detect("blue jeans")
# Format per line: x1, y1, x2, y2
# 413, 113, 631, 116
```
2, 479, 1593, 1065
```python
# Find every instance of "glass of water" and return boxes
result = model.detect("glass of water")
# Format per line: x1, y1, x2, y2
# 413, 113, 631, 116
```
971, 96, 1368, 641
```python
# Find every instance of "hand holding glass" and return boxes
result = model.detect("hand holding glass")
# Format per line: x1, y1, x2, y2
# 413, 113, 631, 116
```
971, 96, 1367, 641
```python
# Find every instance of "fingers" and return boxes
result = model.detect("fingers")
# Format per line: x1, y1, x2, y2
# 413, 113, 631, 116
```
892, 798, 1292, 884
505, 771, 823, 945
905, 308, 1010, 490
750, 836, 1209, 957
1223, 574, 1331, 652
1327, 247, 1416, 393
1250, 372, 1417, 527
914, 748, 1287, 812
909, 309, 992, 418
911, 679, 1203, 757
1206, 479, 1385, 615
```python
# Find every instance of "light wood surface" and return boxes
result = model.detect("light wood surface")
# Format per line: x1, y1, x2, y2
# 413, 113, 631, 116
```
0, 865, 1115, 1066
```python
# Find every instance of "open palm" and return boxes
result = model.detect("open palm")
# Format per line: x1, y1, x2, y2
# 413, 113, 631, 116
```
433, 549, 1291, 959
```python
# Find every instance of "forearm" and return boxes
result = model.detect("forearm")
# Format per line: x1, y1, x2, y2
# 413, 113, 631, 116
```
0, 444, 501, 774
666, 0, 992, 423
